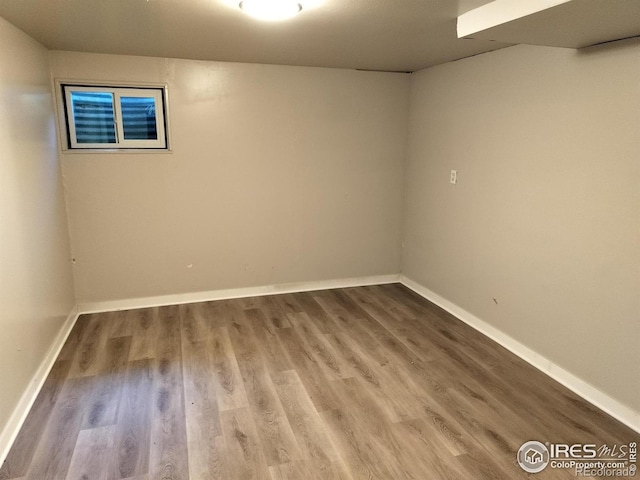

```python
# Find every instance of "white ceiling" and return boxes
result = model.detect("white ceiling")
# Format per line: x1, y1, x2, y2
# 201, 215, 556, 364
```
0, 0, 511, 72
1, 0, 637, 72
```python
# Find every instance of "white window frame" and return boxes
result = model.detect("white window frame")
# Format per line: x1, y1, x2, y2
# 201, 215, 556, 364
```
62, 84, 168, 150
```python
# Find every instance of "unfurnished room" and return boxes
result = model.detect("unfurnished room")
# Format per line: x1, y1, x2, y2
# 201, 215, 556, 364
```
0, 0, 638, 479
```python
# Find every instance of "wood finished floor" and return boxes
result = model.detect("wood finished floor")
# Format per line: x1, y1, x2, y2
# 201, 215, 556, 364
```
1, 284, 636, 480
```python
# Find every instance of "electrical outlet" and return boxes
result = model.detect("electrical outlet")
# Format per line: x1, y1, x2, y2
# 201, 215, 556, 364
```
450, 170, 458, 184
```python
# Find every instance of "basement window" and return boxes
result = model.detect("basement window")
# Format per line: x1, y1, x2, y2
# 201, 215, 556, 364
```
61, 85, 168, 150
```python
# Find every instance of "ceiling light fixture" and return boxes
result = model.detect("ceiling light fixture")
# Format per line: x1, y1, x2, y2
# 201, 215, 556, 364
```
239, 0, 302, 21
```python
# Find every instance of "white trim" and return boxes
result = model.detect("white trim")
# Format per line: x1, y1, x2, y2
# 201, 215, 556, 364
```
5, 272, 633, 472
52, 78, 172, 154
63, 85, 167, 150
0, 274, 398, 465
0, 306, 81, 466
399, 275, 640, 434
78, 274, 401, 314
111, 88, 166, 149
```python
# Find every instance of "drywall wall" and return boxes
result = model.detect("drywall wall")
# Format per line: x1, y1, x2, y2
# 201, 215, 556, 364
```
0, 18, 75, 439
403, 41, 640, 411
49, 51, 409, 303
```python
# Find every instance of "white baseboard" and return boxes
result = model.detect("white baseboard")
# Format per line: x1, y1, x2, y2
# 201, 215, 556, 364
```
0, 274, 399, 466
399, 275, 640, 434
78, 274, 401, 314
0, 306, 81, 467
5, 273, 632, 472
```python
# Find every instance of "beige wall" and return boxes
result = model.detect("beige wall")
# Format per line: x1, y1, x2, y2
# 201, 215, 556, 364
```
403, 41, 640, 410
7, 31, 635, 430
0, 19, 75, 435
49, 52, 409, 303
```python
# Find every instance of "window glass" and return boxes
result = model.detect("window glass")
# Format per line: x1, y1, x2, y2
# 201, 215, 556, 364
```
62, 85, 168, 150
120, 96, 158, 141
70, 91, 116, 144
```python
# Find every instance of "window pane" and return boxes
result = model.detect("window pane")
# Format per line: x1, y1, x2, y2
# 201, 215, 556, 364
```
120, 96, 158, 140
70, 92, 116, 144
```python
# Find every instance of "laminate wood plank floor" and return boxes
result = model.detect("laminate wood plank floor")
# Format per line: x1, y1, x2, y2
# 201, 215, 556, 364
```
1, 284, 637, 480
